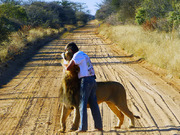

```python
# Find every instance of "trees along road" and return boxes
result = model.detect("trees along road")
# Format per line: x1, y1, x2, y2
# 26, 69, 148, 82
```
0, 21, 179, 135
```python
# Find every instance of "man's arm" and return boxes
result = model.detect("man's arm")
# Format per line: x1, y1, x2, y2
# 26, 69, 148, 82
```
66, 60, 75, 71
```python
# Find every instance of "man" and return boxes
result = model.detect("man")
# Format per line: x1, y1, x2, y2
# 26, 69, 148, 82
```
64, 42, 102, 132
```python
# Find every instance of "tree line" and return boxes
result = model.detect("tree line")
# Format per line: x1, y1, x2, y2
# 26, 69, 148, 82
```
96, 0, 180, 31
0, 0, 94, 44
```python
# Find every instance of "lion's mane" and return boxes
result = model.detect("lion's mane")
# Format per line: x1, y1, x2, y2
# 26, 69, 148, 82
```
59, 65, 80, 106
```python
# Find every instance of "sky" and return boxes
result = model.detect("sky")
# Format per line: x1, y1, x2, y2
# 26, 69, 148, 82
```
69, 0, 102, 15
45, 0, 103, 15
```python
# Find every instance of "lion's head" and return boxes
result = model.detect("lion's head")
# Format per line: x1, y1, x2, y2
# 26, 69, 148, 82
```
62, 49, 80, 75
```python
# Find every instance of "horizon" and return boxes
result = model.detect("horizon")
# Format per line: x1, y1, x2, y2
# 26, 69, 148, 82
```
45, 0, 103, 15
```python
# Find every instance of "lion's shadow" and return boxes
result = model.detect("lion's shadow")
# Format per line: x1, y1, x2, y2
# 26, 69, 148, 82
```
80, 125, 180, 135
92, 58, 143, 65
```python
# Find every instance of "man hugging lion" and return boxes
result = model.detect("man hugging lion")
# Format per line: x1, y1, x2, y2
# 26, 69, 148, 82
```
59, 42, 140, 133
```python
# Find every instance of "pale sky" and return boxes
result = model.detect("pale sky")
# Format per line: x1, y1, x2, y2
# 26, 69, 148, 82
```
45, 0, 103, 15
69, 0, 102, 15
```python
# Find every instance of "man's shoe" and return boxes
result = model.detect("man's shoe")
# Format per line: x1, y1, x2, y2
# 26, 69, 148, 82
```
92, 128, 103, 132
96, 128, 103, 131
76, 130, 87, 133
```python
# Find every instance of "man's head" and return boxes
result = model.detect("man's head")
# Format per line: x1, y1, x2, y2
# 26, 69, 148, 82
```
65, 42, 79, 54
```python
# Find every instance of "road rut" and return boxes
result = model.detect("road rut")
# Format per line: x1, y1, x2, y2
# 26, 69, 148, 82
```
0, 22, 179, 135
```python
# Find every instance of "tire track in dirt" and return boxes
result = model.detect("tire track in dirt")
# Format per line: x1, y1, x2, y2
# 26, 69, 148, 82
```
2, 38, 64, 134
0, 21, 179, 135
100, 44, 180, 134
107, 61, 179, 135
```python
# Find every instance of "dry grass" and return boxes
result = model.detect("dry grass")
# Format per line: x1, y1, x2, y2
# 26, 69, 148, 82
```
27, 27, 60, 43
0, 27, 64, 63
0, 48, 8, 63
64, 25, 76, 31
98, 24, 180, 78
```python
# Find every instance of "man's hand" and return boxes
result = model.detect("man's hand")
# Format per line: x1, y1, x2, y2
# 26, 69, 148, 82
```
66, 60, 75, 71
61, 52, 75, 71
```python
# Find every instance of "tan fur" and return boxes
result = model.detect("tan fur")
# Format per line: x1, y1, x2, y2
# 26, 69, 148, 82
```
59, 51, 140, 132
59, 64, 80, 107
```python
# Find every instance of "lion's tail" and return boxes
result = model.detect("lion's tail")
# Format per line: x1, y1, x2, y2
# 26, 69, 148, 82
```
134, 115, 140, 119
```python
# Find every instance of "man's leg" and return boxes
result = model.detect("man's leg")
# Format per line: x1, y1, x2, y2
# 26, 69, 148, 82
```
88, 78, 102, 130
79, 77, 90, 131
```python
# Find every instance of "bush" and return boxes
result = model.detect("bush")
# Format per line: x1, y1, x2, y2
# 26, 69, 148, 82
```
25, 1, 78, 28
76, 11, 89, 24
98, 24, 180, 78
0, 3, 28, 44
156, 18, 171, 32
77, 21, 85, 27
0, 17, 10, 44
135, 7, 146, 25
168, 10, 180, 29
142, 17, 157, 31
95, 1, 115, 21
0, 3, 27, 22
105, 12, 123, 25
141, 0, 172, 19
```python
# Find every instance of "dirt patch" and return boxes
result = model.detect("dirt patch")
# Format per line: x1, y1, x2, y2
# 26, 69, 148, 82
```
0, 22, 179, 135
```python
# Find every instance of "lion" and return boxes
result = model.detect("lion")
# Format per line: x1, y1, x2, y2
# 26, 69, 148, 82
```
59, 50, 140, 132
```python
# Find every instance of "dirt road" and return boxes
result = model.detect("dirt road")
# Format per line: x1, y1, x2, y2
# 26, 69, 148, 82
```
0, 22, 179, 135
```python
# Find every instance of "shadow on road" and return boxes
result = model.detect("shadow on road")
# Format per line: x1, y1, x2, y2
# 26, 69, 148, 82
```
0, 39, 62, 87
80, 126, 180, 135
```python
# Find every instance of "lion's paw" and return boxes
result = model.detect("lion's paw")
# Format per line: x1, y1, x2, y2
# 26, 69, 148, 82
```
58, 128, 66, 133
69, 127, 78, 132
128, 125, 135, 128
114, 126, 121, 129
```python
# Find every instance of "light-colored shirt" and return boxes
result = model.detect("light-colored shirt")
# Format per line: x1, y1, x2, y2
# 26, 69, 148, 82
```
72, 51, 95, 78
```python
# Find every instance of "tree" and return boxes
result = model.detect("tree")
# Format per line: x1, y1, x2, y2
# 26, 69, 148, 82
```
135, 7, 146, 25
111, 0, 141, 19
25, 2, 69, 27
95, 0, 115, 20
0, 3, 27, 22
167, 1, 180, 29
95, 0, 141, 22
0, 0, 22, 5
0, 16, 10, 44
76, 11, 89, 23
140, 0, 173, 19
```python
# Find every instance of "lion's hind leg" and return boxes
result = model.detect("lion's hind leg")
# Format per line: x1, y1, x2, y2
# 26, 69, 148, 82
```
106, 101, 124, 129
116, 103, 135, 128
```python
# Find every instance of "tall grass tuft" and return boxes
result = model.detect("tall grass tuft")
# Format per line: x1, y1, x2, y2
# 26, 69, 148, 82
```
0, 27, 64, 63
98, 24, 180, 78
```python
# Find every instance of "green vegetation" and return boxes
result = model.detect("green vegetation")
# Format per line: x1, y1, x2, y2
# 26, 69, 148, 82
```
96, 0, 180, 31
0, 27, 64, 63
0, 0, 93, 63
98, 24, 180, 78
96, 0, 180, 78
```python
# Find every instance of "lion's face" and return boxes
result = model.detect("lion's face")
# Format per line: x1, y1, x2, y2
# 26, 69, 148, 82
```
61, 50, 73, 62
62, 49, 80, 74
64, 50, 74, 61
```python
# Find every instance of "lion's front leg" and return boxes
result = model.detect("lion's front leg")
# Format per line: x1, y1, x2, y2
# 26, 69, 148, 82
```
71, 106, 80, 131
59, 105, 72, 132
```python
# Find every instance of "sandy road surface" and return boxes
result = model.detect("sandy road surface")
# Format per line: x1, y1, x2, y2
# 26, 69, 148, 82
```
0, 22, 180, 135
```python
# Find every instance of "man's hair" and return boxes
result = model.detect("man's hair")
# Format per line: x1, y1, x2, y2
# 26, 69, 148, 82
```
65, 42, 79, 53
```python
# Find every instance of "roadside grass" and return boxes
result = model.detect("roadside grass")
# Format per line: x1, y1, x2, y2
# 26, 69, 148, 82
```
0, 27, 65, 64
98, 24, 180, 78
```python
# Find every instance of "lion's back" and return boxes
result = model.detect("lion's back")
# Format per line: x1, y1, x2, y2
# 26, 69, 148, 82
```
96, 81, 126, 102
